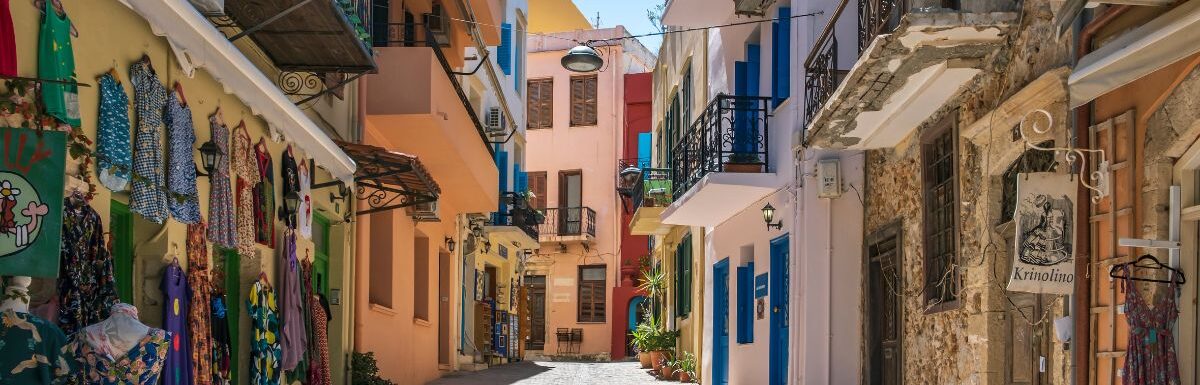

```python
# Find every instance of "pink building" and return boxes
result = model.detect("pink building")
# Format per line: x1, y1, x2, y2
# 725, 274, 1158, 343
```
523, 27, 655, 360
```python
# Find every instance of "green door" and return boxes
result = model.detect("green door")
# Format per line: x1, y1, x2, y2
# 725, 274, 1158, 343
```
109, 201, 134, 304
216, 248, 241, 384
312, 214, 331, 297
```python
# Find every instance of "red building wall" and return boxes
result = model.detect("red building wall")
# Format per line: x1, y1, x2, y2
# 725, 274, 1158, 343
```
612, 72, 653, 359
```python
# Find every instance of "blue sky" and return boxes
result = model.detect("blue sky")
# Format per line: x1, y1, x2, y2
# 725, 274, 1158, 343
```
572, 0, 664, 52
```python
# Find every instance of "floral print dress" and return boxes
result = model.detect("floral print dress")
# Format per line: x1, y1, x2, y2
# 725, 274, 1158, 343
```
232, 123, 259, 258
57, 198, 118, 336
165, 92, 201, 224
128, 58, 169, 224
95, 73, 131, 192
186, 222, 213, 385
1121, 266, 1182, 385
247, 277, 281, 385
206, 114, 236, 249
0, 310, 72, 384
64, 328, 170, 385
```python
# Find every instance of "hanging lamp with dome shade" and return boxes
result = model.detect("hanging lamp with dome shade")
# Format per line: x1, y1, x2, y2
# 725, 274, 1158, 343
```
561, 44, 604, 72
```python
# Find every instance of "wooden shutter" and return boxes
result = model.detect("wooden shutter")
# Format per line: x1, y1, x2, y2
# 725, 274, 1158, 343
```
578, 266, 606, 322
528, 172, 547, 209
571, 75, 597, 126
527, 79, 553, 129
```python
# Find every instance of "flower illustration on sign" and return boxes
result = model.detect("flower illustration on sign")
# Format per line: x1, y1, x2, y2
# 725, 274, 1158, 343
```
0, 172, 49, 256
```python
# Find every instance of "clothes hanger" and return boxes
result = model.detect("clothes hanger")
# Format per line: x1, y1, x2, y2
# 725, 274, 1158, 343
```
33, 0, 78, 37
173, 81, 187, 106
138, 54, 155, 74
1109, 254, 1187, 285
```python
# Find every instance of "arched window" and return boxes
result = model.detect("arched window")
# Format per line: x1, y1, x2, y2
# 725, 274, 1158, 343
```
999, 141, 1057, 224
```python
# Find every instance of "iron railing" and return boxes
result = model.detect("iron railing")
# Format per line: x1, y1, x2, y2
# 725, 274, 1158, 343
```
631, 168, 672, 212
803, 0, 908, 125
538, 207, 596, 239
341, 0, 374, 45
491, 192, 541, 240
670, 94, 772, 199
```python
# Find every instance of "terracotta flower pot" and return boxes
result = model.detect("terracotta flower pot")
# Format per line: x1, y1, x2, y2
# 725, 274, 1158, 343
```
638, 352, 652, 368
679, 371, 692, 383
650, 351, 666, 373
724, 163, 764, 173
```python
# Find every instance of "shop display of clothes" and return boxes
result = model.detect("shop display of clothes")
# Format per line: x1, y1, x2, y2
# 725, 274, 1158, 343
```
207, 112, 236, 249
129, 57, 169, 224
306, 293, 331, 385
66, 304, 170, 385
57, 198, 119, 336
95, 72, 132, 192
37, 0, 79, 127
296, 161, 313, 239
253, 139, 276, 248
232, 122, 258, 257
280, 146, 299, 230
247, 275, 280, 385
161, 261, 193, 385
0, 0, 15, 77
187, 222, 214, 385
278, 233, 305, 371
0, 310, 72, 384
209, 288, 232, 385
1121, 267, 1181, 385
166, 91, 202, 224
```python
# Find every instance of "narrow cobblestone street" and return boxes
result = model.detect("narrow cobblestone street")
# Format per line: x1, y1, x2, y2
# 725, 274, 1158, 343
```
427, 361, 676, 385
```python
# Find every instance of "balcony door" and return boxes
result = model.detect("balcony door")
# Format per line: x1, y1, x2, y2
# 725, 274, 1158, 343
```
559, 170, 582, 235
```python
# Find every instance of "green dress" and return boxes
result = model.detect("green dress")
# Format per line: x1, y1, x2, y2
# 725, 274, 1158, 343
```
36, 0, 79, 127
0, 310, 72, 384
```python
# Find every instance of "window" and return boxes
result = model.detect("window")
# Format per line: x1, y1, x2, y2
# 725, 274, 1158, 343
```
514, 15, 527, 94
414, 234, 430, 321
578, 265, 607, 322
921, 115, 959, 309
999, 141, 1056, 224
527, 79, 553, 129
675, 234, 693, 317
528, 171, 547, 208
680, 66, 692, 127
369, 211, 394, 308
559, 170, 583, 235
570, 75, 598, 126
736, 262, 754, 344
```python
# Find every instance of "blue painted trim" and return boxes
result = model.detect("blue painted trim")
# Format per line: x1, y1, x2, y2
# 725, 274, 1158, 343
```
499, 23, 512, 75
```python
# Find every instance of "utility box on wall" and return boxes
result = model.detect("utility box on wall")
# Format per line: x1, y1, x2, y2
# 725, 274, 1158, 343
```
817, 159, 841, 198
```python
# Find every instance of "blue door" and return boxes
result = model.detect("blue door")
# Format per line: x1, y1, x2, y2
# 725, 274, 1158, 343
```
713, 258, 731, 385
769, 236, 790, 385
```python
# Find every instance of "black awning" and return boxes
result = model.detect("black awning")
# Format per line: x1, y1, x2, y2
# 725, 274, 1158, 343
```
336, 141, 441, 215
223, 0, 376, 73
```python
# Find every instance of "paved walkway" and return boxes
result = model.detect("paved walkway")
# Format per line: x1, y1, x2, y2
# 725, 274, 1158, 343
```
427, 361, 678, 385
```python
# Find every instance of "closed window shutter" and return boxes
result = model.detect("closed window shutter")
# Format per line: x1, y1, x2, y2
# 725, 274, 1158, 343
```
774, 7, 791, 107
527, 79, 553, 129
541, 80, 553, 128
736, 263, 754, 343
499, 23, 512, 74
529, 172, 547, 208
571, 76, 597, 126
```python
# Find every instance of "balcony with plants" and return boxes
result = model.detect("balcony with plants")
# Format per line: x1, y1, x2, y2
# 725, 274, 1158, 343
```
619, 163, 674, 236
485, 192, 542, 249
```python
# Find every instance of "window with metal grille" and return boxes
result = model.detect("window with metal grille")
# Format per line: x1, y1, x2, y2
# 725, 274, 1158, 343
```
999, 141, 1056, 224
578, 265, 607, 322
921, 115, 959, 308
527, 78, 553, 129
570, 75, 598, 126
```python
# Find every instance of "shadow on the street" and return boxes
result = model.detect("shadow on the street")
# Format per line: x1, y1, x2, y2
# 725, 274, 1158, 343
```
426, 361, 551, 385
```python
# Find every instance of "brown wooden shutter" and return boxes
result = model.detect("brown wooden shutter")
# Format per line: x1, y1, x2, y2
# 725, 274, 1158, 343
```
528, 172, 547, 209
527, 79, 553, 129
583, 76, 597, 125
570, 76, 597, 126
540, 80, 553, 128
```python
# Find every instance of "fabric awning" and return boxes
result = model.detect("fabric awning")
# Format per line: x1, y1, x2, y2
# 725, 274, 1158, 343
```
1069, 0, 1200, 108
117, 0, 357, 183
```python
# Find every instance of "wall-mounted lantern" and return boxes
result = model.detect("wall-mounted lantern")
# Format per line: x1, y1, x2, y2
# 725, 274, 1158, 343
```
762, 203, 782, 231
196, 140, 219, 177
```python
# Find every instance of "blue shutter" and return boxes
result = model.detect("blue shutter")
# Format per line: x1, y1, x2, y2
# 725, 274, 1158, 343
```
774, 7, 792, 107
746, 44, 761, 97
736, 263, 754, 343
499, 23, 512, 75
497, 150, 509, 217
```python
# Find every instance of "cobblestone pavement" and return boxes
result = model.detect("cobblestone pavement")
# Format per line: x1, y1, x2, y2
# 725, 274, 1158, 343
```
427, 360, 678, 385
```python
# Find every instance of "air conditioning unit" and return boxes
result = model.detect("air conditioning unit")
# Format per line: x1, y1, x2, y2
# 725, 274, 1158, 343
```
423, 12, 450, 46
407, 200, 440, 222
485, 107, 507, 138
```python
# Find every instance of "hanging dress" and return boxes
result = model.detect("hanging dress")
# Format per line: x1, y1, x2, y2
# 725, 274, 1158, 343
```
166, 92, 202, 224
187, 222, 214, 385
57, 198, 119, 336
0, 0, 15, 77
296, 161, 313, 239
95, 73, 132, 191
278, 233, 306, 371
254, 140, 276, 248
232, 123, 259, 257
161, 261, 193, 385
280, 146, 299, 230
36, 0, 79, 127
207, 113, 237, 249
129, 58, 169, 224
247, 277, 281, 385
1121, 266, 1182, 385
210, 289, 232, 385
306, 293, 331, 385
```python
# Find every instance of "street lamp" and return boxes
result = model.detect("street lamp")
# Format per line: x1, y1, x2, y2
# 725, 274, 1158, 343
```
762, 203, 782, 231
561, 44, 603, 73
445, 237, 456, 252
617, 166, 641, 196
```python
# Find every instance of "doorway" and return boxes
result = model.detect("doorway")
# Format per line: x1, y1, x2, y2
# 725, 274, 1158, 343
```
110, 200, 134, 303
526, 275, 547, 350
866, 224, 902, 385
439, 251, 451, 365
713, 258, 730, 385
768, 236, 789, 385
559, 170, 582, 235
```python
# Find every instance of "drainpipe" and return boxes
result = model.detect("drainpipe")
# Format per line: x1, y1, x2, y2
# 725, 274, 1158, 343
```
1073, 5, 1132, 385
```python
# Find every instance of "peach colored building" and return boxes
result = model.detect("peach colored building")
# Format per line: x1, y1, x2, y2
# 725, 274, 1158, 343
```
523, 26, 654, 360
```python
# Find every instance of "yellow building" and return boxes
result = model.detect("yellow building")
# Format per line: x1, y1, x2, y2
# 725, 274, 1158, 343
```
527, 0, 592, 33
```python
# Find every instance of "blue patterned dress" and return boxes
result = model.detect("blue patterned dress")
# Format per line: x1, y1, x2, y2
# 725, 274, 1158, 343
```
206, 114, 236, 249
65, 329, 170, 385
95, 73, 131, 192
129, 59, 168, 223
165, 93, 201, 224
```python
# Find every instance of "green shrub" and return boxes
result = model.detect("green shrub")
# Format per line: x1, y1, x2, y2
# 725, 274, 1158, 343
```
351, 352, 396, 385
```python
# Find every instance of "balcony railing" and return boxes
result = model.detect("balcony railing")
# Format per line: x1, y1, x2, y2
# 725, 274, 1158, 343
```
670, 94, 772, 199
803, 0, 908, 125
491, 192, 541, 240
538, 207, 597, 239
631, 168, 672, 212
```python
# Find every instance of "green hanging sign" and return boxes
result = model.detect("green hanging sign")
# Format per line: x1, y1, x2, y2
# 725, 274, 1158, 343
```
0, 127, 66, 277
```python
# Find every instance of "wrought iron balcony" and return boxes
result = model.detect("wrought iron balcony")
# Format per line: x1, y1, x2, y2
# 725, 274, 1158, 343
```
803, 0, 907, 126
538, 207, 597, 240
670, 94, 772, 199
491, 192, 541, 241
631, 168, 672, 212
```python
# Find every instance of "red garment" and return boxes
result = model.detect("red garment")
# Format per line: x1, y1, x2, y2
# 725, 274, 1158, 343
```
0, 0, 15, 77
307, 293, 331, 385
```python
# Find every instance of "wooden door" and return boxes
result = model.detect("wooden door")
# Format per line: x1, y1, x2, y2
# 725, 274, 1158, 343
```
526, 275, 547, 350
867, 224, 903, 385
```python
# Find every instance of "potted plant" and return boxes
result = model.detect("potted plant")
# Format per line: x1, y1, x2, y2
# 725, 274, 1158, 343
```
659, 353, 678, 380
724, 152, 764, 173
630, 321, 653, 368
675, 351, 697, 383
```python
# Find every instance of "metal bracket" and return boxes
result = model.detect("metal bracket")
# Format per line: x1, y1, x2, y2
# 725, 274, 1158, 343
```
277, 71, 369, 106
1019, 109, 1110, 203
